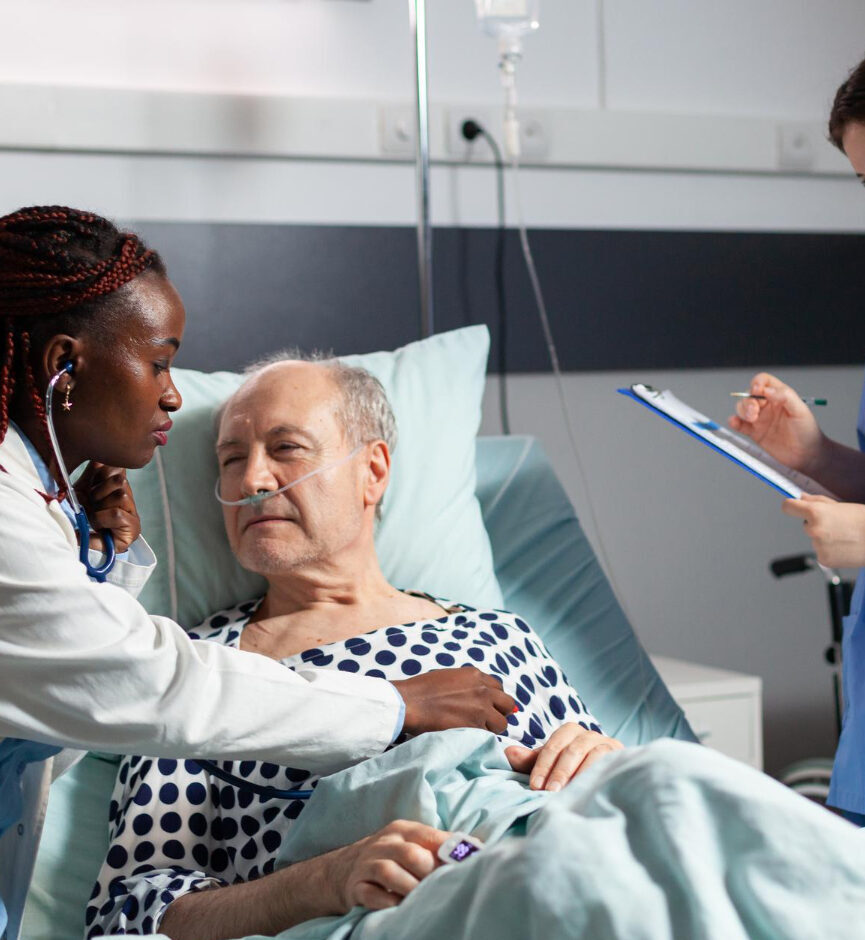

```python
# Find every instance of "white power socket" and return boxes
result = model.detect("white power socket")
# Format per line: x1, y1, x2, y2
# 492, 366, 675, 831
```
379, 105, 416, 157
517, 112, 549, 159
777, 123, 816, 171
445, 107, 549, 160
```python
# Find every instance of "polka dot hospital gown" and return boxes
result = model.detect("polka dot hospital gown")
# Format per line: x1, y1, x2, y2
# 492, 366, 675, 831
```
86, 595, 601, 937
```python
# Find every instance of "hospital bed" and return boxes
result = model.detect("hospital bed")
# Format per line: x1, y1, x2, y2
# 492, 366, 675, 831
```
20, 326, 693, 940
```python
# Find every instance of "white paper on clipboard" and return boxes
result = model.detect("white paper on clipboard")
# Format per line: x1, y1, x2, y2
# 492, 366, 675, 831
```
626, 383, 837, 500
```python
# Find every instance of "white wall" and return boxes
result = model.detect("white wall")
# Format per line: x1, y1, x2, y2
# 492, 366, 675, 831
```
3, 0, 865, 233
1, 0, 863, 115
2, 0, 865, 771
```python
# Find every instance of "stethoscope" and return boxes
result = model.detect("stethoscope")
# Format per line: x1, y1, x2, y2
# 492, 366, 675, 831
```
192, 760, 313, 801
47, 362, 313, 800
45, 362, 116, 582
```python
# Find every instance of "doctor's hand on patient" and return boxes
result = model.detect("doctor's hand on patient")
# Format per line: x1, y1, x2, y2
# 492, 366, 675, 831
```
393, 668, 516, 736
505, 722, 623, 792
74, 462, 142, 553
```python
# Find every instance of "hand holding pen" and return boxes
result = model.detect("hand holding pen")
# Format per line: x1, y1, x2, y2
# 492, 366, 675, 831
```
731, 392, 827, 407
728, 371, 825, 473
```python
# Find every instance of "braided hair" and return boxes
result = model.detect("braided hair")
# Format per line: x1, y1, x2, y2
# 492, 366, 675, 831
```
0, 206, 166, 448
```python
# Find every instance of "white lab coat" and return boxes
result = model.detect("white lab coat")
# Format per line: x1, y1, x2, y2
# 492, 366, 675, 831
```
0, 424, 400, 939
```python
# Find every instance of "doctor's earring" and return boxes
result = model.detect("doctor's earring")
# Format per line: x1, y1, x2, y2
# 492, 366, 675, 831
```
61, 382, 73, 412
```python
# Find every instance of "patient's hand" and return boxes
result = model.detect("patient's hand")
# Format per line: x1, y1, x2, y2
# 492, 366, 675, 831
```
393, 667, 516, 736
158, 820, 451, 939
74, 462, 141, 553
330, 820, 449, 912
505, 723, 623, 792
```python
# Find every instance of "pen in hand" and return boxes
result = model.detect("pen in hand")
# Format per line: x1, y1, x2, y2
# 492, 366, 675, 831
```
730, 392, 827, 406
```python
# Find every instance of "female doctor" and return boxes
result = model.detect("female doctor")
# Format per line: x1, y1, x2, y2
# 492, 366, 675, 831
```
730, 55, 865, 827
0, 206, 515, 938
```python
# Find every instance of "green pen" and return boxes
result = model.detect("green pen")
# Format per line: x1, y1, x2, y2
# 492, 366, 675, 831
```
730, 392, 827, 406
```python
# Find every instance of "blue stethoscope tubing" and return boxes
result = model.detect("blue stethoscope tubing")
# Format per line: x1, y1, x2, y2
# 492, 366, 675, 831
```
193, 759, 313, 801
45, 362, 116, 582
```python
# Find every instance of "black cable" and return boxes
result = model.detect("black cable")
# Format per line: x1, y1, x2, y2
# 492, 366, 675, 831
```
462, 119, 511, 436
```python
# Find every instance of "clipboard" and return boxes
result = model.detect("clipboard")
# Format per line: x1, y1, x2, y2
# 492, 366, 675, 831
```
618, 383, 836, 499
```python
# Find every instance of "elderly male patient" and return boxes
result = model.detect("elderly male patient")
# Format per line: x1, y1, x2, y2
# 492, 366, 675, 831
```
87, 357, 621, 939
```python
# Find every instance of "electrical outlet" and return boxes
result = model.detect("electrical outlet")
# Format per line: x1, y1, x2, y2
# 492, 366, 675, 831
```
445, 107, 549, 160
777, 123, 816, 171
379, 106, 416, 156
446, 108, 496, 158
518, 111, 549, 159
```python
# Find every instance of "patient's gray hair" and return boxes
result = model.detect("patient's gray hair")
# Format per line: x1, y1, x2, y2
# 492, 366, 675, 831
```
239, 349, 398, 455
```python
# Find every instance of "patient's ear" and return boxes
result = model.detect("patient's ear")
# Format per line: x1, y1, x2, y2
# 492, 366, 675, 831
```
363, 441, 390, 512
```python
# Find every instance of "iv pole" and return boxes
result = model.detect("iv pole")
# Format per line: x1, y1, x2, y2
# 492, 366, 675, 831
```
409, 0, 434, 338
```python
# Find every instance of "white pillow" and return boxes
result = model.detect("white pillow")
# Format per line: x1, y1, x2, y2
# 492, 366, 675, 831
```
129, 325, 504, 628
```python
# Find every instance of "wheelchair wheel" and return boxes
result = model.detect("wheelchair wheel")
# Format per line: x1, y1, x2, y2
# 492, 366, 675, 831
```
778, 758, 834, 805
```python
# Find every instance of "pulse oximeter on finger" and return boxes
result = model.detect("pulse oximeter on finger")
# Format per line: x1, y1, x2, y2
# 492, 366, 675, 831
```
438, 832, 484, 865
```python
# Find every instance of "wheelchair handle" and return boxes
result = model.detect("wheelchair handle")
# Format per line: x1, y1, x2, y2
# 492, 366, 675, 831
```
770, 553, 817, 578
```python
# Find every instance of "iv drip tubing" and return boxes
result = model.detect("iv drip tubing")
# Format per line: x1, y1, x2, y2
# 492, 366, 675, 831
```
507, 131, 639, 623
510, 155, 655, 737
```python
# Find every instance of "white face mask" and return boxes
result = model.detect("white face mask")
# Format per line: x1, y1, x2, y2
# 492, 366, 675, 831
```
214, 443, 365, 507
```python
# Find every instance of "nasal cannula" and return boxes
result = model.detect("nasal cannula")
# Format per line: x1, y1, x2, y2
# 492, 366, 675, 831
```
214, 443, 365, 506
200, 442, 369, 800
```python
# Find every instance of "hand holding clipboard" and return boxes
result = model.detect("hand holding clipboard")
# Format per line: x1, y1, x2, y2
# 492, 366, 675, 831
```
619, 383, 837, 500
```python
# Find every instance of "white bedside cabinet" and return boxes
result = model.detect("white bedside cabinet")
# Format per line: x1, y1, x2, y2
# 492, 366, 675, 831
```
650, 656, 764, 771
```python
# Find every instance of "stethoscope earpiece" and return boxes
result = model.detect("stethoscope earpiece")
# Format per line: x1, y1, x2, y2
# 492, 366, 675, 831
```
44, 361, 116, 582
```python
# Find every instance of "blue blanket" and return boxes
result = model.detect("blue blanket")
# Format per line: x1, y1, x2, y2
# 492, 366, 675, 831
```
257, 730, 865, 940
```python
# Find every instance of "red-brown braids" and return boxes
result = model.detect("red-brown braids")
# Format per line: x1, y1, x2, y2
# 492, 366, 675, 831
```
0, 205, 165, 448
0, 316, 15, 448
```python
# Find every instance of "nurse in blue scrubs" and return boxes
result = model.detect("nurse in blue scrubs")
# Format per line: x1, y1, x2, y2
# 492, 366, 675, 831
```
730, 54, 865, 827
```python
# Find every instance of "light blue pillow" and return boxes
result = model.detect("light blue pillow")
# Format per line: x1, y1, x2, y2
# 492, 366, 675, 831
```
128, 324, 503, 628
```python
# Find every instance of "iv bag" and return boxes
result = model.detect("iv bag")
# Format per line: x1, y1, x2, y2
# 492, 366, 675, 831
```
475, 0, 540, 41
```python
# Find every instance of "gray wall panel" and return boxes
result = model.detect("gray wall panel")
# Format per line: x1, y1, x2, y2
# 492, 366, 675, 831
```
134, 221, 865, 372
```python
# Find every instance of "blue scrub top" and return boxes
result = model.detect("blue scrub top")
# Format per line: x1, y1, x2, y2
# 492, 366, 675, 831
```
0, 738, 61, 936
828, 378, 865, 818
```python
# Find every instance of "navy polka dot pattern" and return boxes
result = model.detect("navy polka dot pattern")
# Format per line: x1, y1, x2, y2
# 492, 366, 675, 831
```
86, 594, 598, 936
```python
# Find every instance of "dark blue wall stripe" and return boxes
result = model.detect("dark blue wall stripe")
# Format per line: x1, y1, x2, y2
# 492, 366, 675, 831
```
133, 222, 865, 373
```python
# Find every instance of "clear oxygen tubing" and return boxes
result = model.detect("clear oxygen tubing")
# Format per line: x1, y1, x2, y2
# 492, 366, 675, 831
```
45, 363, 116, 581
203, 441, 366, 799
214, 444, 365, 507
